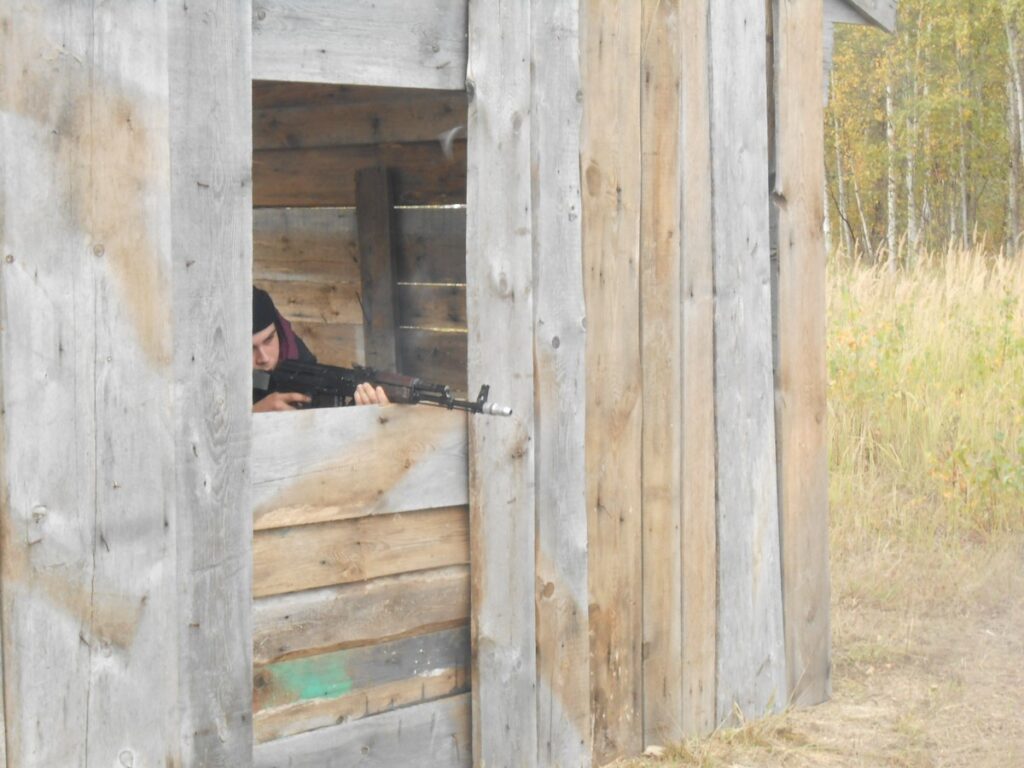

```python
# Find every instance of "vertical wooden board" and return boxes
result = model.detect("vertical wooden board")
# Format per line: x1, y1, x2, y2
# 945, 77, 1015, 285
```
531, 2, 591, 766
580, 1, 644, 763
254, 693, 471, 768
640, 0, 684, 747
252, 0, 469, 90
357, 167, 401, 370
1, 5, 184, 765
774, 0, 831, 708
168, 1, 255, 763
465, 1, 538, 766
708, 0, 787, 724
679, 0, 718, 737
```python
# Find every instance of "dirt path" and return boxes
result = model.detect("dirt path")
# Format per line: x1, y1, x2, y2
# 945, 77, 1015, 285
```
616, 541, 1024, 767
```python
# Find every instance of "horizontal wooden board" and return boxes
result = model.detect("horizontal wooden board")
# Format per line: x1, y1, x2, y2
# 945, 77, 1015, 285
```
252, 506, 469, 597
253, 565, 470, 665
254, 92, 468, 150
394, 207, 466, 283
254, 625, 469, 710
397, 328, 467, 393
253, 142, 467, 208
254, 207, 360, 282
255, 668, 469, 744
252, 405, 468, 530
253, 693, 471, 768
253, 82, 462, 110
397, 284, 467, 330
252, 0, 468, 91
287, 320, 364, 368
255, 278, 363, 325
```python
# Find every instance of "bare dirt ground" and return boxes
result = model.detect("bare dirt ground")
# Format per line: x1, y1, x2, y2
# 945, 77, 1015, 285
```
615, 539, 1024, 768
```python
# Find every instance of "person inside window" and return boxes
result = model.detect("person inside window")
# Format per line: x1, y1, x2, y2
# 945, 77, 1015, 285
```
251, 287, 388, 412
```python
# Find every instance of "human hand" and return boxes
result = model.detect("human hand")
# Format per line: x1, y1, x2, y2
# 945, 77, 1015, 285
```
353, 382, 390, 406
253, 392, 312, 412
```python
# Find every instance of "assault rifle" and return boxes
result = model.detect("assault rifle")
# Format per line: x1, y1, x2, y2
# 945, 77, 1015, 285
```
253, 359, 513, 416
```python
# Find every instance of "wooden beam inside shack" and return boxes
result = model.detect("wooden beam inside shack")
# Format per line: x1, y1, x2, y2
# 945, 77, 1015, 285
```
356, 166, 402, 371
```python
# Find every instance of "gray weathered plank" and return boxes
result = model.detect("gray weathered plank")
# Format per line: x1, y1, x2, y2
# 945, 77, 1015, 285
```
531, 1, 591, 766
0, 5, 184, 765
169, 1, 255, 763
254, 693, 471, 768
708, 0, 787, 724
253, 506, 469, 597
465, 0, 538, 765
640, 0, 684, 748
254, 91, 468, 150
395, 207, 468, 283
679, 0, 719, 737
842, 0, 896, 31
397, 329, 468, 393
397, 284, 467, 330
357, 167, 402, 370
774, 0, 832, 708
581, 1, 645, 762
252, 406, 467, 530
254, 565, 470, 665
252, 0, 468, 90
254, 208, 360, 283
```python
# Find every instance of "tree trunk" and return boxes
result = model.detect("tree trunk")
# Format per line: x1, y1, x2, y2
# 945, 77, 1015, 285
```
852, 173, 873, 261
1007, 75, 1021, 254
886, 81, 898, 271
832, 113, 854, 257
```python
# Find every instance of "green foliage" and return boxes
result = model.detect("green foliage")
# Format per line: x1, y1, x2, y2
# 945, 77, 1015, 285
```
827, 0, 1024, 258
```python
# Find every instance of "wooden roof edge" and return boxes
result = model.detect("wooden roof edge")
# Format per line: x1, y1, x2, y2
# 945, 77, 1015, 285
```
843, 0, 897, 33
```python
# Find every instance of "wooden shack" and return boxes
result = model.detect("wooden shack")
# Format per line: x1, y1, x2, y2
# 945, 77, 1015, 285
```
0, 1, 893, 766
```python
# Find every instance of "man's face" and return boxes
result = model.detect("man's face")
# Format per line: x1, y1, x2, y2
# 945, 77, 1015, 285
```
252, 323, 280, 371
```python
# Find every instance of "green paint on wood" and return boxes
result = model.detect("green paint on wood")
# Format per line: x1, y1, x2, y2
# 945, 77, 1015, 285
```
255, 650, 355, 709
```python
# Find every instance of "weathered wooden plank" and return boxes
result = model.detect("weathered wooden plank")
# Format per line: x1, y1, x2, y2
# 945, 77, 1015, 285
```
254, 142, 467, 208
0, 5, 186, 765
774, 0, 832, 709
252, 406, 467, 530
254, 207, 361, 283
394, 207, 467, 284
640, 0, 684, 748
708, 0, 787, 724
530, 2, 591, 766
254, 91, 468, 150
256, 669, 470, 744
252, 0, 468, 90
254, 565, 470, 665
357, 167, 402, 370
397, 328, 467, 392
288, 320, 364, 367
169, 1, 255, 763
254, 629, 469, 742
253, 506, 469, 597
397, 284, 467, 330
254, 278, 363, 326
253, 693, 471, 768
254, 625, 469, 711
580, 1, 644, 763
842, 0, 896, 31
679, 0, 719, 737
254, 82, 456, 110
465, 1, 538, 765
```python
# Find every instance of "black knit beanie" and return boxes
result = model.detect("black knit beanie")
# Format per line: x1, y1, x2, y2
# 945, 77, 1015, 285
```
253, 288, 278, 334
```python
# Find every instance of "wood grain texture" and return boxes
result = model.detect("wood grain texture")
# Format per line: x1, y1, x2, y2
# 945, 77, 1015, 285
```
774, 0, 832, 708
395, 207, 467, 283
679, 0, 719, 737
253, 506, 469, 597
254, 207, 360, 283
253, 81, 460, 110
252, 0, 469, 90
357, 167, 401, 370
397, 329, 468, 395
254, 91, 468, 150
708, 0, 787, 725
254, 141, 467, 208
254, 565, 470, 665
0, 5, 186, 765
253, 693, 471, 768
397, 284, 467, 330
640, 0, 684, 747
580, 1, 645, 762
252, 405, 468, 529
842, 0, 896, 31
254, 278, 363, 325
465, 1, 538, 765
169, 1, 256, 763
531, 1, 592, 766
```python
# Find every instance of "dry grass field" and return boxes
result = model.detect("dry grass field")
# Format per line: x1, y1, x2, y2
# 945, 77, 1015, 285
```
613, 250, 1024, 767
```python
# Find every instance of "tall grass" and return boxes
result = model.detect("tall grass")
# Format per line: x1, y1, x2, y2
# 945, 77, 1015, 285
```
828, 247, 1024, 557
